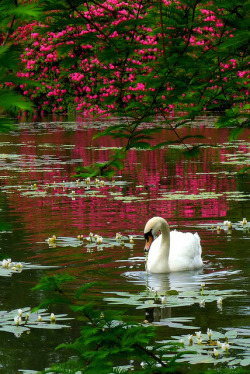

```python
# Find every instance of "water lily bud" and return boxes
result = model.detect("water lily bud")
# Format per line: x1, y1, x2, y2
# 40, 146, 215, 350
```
50, 313, 56, 323
188, 334, 193, 344
2, 259, 8, 268
195, 331, 202, 339
129, 235, 134, 243
207, 328, 212, 340
213, 348, 219, 357
48, 235, 56, 243
217, 340, 222, 348
37, 315, 42, 322
14, 316, 21, 326
16, 262, 23, 268
116, 233, 122, 240
26, 313, 30, 321
18, 309, 22, 317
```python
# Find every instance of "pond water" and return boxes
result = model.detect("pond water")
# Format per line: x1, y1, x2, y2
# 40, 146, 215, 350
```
0, 118, 249, 373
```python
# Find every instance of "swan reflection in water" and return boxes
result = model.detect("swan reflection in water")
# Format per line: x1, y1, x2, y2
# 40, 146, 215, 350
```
123, 269, 204, 323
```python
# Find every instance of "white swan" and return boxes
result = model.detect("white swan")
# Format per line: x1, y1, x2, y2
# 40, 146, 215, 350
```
144, 217, 203, 273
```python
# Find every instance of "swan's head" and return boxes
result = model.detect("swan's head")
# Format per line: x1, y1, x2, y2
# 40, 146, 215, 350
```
144, 217, 168, 252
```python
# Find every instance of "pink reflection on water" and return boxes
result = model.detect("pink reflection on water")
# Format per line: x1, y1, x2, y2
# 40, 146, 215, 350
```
0, 123, 249, 247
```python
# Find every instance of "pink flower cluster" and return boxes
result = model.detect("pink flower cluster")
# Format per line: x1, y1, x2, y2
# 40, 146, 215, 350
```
7, 1, 249, 116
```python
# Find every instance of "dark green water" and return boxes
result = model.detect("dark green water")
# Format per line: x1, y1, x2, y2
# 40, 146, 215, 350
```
0, 119, 249, 372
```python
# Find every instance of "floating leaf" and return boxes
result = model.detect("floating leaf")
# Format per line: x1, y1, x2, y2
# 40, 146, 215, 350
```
0, 308, 72, 336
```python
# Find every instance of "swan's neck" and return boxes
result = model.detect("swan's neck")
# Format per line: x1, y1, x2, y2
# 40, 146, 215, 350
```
159, 220, 170, 257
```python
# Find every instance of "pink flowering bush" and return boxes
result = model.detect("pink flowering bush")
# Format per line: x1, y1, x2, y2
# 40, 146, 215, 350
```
3, 0, 246, 122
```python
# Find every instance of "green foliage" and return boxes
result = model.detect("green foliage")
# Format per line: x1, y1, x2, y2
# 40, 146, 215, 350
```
33, 274, 186, 373
0, 0, 249, 169
0, 0, 41, 128
32, 274, 250, 373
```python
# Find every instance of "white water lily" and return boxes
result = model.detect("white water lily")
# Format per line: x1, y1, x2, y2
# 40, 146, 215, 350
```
37, 315, 42, 322
96, 236, 103, 244
199, 299, 205, 307
242, 218, 247, 225
224, 220, 232, 228
195, 331, 202, 339
197, 338, 203, 345
160, 296, 166, 304
86, 177, 90, 184
100, 180, 105, 187
16, 262, 23, 268
221, 342, 230, 352
217, 297, 223, 306
14, 316, 21, 326
179, 339, 184, 344
2, 259, 12, 268
129, 235, 134, 243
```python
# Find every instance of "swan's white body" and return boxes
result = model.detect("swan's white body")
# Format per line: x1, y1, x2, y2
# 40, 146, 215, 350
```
144, 217, 203, 273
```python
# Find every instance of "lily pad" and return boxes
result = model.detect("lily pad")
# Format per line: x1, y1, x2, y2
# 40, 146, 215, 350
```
0, 259, 58, 277
0, 307, 72, 336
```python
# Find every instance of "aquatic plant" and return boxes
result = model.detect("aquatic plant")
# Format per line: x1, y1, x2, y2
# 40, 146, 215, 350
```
29, 274, 250, 372
0, 306, 72, 336
32, 274, 187, 373
0, 258, 58, 277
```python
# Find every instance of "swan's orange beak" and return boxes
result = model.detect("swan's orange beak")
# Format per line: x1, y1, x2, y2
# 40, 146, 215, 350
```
144, 235, 153, 253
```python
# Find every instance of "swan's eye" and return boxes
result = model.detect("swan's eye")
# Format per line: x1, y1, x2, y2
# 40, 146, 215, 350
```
144, 230, 153, 242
